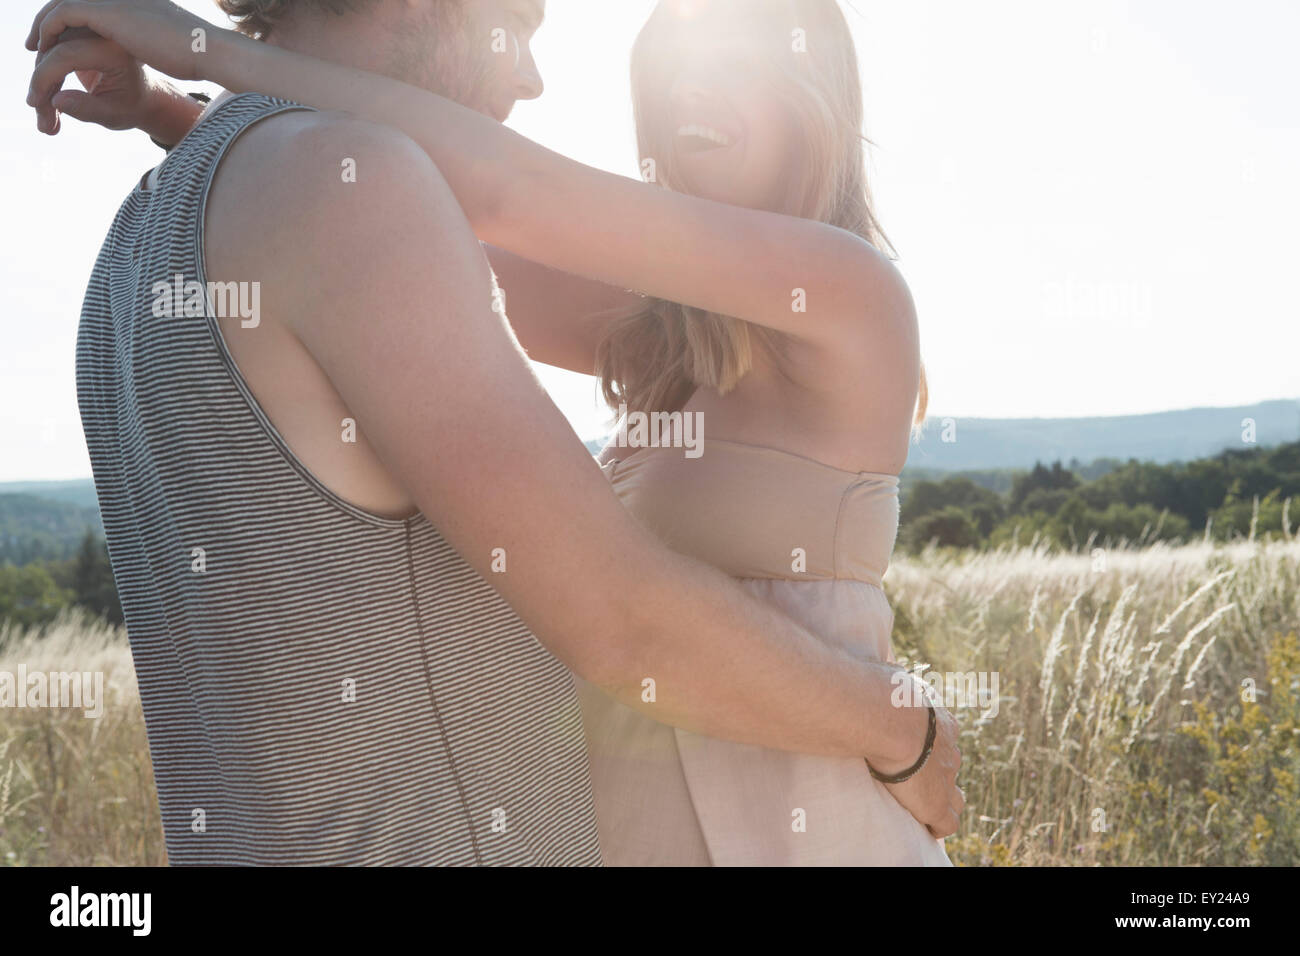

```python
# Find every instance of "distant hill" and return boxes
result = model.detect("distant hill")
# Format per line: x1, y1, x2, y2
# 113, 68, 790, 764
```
905, 399, 1300, 474
0, 487, 101, 564
7, 400, 1296, 560
0, 479, 100, 510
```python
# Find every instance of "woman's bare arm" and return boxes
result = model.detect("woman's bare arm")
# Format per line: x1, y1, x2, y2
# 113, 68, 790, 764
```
29, 2, 916, 364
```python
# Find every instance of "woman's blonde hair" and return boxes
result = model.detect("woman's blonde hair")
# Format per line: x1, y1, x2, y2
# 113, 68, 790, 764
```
596, 0, 927, 425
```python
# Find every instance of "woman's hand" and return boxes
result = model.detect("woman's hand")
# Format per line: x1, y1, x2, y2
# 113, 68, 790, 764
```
26, 0, 232, 133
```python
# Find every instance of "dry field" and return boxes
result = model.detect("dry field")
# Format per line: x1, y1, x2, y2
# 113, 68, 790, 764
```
2, 536, 1297, 866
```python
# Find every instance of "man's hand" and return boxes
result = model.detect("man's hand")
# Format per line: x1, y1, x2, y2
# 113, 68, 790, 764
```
25, 23, 198, 142
880, 700, 965, 838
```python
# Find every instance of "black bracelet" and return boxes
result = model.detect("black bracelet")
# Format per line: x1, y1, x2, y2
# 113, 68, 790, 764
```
150, 91, 212, 152
866, 701, 937, 784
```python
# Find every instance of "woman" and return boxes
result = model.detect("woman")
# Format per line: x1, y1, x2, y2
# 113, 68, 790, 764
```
28, 0, 951, 864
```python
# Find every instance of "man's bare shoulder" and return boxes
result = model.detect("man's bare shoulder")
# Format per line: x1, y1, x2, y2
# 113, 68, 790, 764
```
200, 109, 467, 517
204, 107, 463, 335
209, 107, 436, 243
227, 108, 426, 181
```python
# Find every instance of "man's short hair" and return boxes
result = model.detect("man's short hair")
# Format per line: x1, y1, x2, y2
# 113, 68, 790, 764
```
217, 1, 376, 39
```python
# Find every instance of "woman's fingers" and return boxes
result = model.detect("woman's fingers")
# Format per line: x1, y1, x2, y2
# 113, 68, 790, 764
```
30, 0, 207, 82
37, 0, 116, 57
26, 0, 63, 50
25, 0, 61, 51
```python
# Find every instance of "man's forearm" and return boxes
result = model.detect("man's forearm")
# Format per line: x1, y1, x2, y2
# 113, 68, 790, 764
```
138, 79, 205, 147
588, 544, 927, 772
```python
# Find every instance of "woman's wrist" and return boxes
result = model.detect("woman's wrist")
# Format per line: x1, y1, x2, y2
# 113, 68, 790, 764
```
207, 26, 260, 95
141, 26, 254, 147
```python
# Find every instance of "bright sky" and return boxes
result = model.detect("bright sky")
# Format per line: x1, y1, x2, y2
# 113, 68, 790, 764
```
2, 0, 1297, 481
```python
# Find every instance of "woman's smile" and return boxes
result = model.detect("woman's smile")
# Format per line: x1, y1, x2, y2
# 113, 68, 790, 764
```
675, 122, 735, 152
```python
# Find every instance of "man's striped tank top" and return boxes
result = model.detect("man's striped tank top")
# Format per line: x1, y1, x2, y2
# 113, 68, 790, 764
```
75, 92, 602, 865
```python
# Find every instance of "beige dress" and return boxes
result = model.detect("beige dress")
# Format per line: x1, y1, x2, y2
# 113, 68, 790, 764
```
575, 439, 952, 866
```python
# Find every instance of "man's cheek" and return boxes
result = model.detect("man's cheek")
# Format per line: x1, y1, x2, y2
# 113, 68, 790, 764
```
490, 27, 521, 76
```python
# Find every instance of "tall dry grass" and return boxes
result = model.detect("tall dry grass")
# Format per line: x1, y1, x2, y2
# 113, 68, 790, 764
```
1, 537, 1296, 866
0, 611, 164, 865
887, 536, 1300, 865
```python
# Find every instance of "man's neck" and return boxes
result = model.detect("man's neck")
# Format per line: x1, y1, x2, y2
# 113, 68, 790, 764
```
262, 10, 395, 76
203, 11, 398, 114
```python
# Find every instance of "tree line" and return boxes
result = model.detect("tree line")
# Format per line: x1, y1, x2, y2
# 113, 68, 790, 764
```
1, 440, 1297, 631
0, 531, 122, 631
899, 440, 1300, 552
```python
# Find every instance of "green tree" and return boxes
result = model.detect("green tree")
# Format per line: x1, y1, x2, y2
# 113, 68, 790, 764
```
1010, 461, 1079, 513
901, 477, 1005, 536
0, 563, 73, 631
901, 506, 981, 550
71, 531, 123, 625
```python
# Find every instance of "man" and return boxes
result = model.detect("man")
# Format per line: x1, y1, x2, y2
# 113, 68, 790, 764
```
26, 0, 961, 864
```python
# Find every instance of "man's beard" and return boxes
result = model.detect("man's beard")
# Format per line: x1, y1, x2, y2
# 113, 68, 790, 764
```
384, 3, 498, 116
